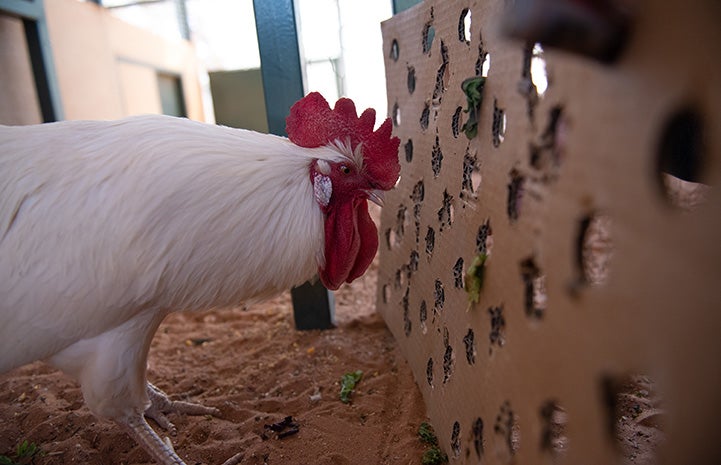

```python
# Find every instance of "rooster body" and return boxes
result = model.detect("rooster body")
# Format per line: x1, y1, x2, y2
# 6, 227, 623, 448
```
0, 94, 400, 464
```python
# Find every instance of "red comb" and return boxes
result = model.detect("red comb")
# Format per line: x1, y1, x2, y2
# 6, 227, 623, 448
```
286, 92, 400, 190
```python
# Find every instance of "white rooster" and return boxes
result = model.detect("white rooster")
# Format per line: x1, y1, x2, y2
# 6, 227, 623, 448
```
0, 92, 400, 465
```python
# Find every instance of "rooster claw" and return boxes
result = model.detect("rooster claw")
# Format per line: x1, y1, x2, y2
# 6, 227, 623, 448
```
145, 382, 220, 434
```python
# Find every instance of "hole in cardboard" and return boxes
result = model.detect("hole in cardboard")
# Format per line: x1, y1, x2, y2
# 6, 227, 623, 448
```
394, 268, 404, 290
475, 33, 490, 77
426, 357, 434, 387
451, 421, 461, 457
476, 219, 493, 255
442, 344, 454, 384
390, 39, 399, 61
432, 44, 449, 106
472, 417, 484, 459
431, 135, 443, 177
492, 99, 506, 147
425, 226, 435, 259
494, 401, 521, 456
422, 23, 436, 55
407, 65, 416, 94
540, 400, 568, 455
602, 374, 665, 464
437, 190, 454, 231
411, 179, 425, 203
578, 213, 613, 286
460, 150, 482, 205
532, 105, 567, 173
453, 258, 464, 289
452, 106, 463, 138
384, 228, 392, 250
402, 287, 411, 336
382, 284, 390, 304
657, 106, 711, 210
420, 103, 430, 131
404, 139, 414, 163
392, 102, 401, 127
488, 305, 506, 351
420, 300, 428, 334
463, 328, 476, 365
409, 250, 419, 274
395, 204, 409, 246
459, 8, 471, 44
411, 180, 424, 244
531, 43, 548, 96
433, 278, 445, 313
507, 168, 524, 222
520, 257, 546, 319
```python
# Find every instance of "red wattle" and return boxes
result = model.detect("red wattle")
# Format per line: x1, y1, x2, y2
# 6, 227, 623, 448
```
319, 198, 378, 290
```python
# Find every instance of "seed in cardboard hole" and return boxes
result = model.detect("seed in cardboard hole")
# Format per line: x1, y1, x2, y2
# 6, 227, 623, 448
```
411, 179, 425, 203
395, 204, 408, 244
540, 400, 568, 455
452, 258, 464, 289
404, 139, 413, 163
492, 99, 506, 147
494, 401, 521, 456
419, 300, 428, 334
578, 213, 613, 286
657, 106, 711, 210
422, 23, 435, 54
420, 104, 430, 131
475, 29, 489, 76
433, 279, 445, 312
461, 151, 482, 202
431, 136, 443, 177
407, 65, 416, 94
432, 60, 448, 106
459, 8, 471, 44
520, 257, 546, 319
463, 328, 476, 365
451, 421, 461, 457
601, 374, 665, 462
390, 39, 399, 61
402, 287, 411, 336
476, 219, 493, 255
425, 226, 435, 258
472, 417, 484, 459
452, 107, 463, 138
442, 344, 454, 384
426, 358, 434, 387
488, 305, 506, 350
437, 190, 454, 231
392, 102, 401, 127
507, 168, 524, 222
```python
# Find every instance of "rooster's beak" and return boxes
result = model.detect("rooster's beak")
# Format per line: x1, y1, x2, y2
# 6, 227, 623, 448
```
367, 190, 385, 207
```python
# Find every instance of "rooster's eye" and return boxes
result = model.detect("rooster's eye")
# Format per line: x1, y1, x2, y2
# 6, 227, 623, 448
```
340, 165, 351, 175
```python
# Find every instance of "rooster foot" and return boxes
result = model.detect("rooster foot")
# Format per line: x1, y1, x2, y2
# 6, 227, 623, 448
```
122, 413, 244, 465
145, 382, 220, 435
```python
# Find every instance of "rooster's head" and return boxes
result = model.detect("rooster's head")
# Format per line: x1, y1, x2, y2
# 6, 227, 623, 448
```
286, 92, 400, 290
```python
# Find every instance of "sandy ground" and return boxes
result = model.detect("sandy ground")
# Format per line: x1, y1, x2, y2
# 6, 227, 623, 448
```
0, 260, 429, 465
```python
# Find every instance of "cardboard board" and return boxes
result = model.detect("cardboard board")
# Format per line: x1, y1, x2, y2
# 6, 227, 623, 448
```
377, 1, 721, 463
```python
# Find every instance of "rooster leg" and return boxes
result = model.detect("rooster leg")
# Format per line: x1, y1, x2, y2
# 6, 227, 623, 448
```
145, 382, 221, 434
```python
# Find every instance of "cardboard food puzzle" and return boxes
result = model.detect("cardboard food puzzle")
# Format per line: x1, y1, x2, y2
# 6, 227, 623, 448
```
377, 0, 721, 463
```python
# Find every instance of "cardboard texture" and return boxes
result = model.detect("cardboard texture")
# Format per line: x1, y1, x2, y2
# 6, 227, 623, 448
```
377, 1, 721, 464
